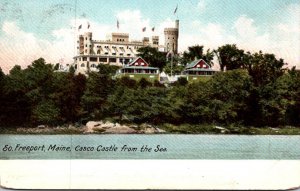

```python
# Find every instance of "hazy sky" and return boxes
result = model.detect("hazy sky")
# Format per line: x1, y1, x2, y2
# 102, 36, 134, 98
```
0, 0, 299, 73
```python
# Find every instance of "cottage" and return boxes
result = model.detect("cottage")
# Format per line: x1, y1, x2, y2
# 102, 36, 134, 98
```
115, 57, 159, 82
183, 59, 216, 81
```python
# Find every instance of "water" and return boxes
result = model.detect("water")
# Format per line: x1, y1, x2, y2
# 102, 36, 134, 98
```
0, 135, 299, 159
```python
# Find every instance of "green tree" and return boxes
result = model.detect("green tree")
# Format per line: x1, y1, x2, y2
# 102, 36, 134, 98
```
51, 72, 87, 123
215, 44, 245, 71
108, 87, 174, 124
248, 51, 286, 86
81, 71, 113, 120
138, 78, 152, 88
137, 46, 167, 70
181, 45, 214, 66
183, 69, 253, 124
31, 100, 60, 125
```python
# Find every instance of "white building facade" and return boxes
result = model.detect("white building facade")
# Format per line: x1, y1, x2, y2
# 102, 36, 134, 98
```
73, 20, 179, 74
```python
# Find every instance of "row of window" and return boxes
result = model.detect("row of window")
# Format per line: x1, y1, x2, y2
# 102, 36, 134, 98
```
117, 39, 125, 42
77, 58, 132, 67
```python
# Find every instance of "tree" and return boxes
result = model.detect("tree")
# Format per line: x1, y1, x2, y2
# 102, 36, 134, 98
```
248, 51, 286, 86
31, 100, 60, 125
81, 71, 114, 120
51, 72, 87, 123
137, 46, 167, 70
215, 44, 245, 71
181, 45, 214, 66
138, 78, 152, 88
108, 87, 175, 124
3, 65, 31, 125
183, 69, 253, 124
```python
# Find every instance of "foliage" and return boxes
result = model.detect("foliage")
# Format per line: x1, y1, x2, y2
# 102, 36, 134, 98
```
215, 44, 245, 71
137, 46, 167, 70
0, 43, 299, 130
181, 45, 214, 66
81, 71, 113, 120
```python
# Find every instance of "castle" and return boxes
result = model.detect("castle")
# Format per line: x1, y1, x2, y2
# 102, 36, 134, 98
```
73, 20, 179, 74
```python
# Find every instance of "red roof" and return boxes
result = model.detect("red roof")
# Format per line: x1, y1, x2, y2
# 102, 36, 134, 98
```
128, 57, 149, 67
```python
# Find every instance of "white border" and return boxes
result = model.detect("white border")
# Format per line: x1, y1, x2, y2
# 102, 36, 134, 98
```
1, 160, 300, 190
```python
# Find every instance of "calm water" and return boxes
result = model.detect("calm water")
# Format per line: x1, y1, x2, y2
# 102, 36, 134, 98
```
0, 135, 299, 159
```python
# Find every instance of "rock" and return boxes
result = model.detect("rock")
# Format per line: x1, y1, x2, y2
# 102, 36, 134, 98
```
85, 121, 102, 133
105, 125, 137, 134
37, 125, 46, 129
155, 127, 166, 133
86, 121, 103, 128
144, 127, 157, 134
101, 121, 115, 129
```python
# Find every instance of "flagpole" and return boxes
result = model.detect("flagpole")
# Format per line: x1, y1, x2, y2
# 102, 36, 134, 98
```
73, 0, 78, 59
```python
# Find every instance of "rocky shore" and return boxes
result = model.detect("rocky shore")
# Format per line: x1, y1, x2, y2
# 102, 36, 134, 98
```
84, 121, 166, 134
8, 121, 166, 134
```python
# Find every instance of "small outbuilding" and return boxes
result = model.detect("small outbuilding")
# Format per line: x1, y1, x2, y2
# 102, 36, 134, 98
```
183, 59, 216, 81
115, 57, 159, 82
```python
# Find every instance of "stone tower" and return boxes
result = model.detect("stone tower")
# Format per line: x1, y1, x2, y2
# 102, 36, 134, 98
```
164, 20, 179, 54
78, 32, 93, 55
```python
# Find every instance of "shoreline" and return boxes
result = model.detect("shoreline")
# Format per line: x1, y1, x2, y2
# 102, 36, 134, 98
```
0, 121, 300, 135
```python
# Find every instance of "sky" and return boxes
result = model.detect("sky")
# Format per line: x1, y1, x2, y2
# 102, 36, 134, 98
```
0, 0, 299, 73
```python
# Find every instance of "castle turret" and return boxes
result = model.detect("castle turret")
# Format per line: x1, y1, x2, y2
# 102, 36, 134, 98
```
83, 32, 93, 55
164, 20, 179, 54
152, 36, 159, 49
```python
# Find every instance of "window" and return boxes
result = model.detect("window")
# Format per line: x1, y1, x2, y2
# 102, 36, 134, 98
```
83, 57, 87, 61
91, 64, 96, 68
127, 54, 131, 56
81, 63, 85, 67
109, 58, 116, 63
90, 57, 97, 62
112, 53, 116, 55
99, 58, 107, 62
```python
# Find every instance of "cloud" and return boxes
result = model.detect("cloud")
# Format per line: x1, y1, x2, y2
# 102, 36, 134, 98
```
197, 0, 206, 11
234, 15, 257, 38
0, 5, 299, 73
0, 21, 75, 73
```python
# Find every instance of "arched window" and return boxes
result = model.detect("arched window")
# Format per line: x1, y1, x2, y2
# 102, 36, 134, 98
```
81, 63, 85, 67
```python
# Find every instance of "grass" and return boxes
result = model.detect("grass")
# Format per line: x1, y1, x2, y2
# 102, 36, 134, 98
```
115, 73, 159, 82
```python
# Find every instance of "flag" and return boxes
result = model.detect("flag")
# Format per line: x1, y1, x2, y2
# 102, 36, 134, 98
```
174, 4, 178, 14
117, 20, 119, 29
78, 24, 82, 31
87, 22, 90, 29
142, 27, 146, 32
152, 27, 155, 32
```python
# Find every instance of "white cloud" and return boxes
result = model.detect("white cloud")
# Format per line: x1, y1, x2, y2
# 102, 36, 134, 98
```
234, 15, 257, 38
0, 5, 299, 73
197, 0, 206, 11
